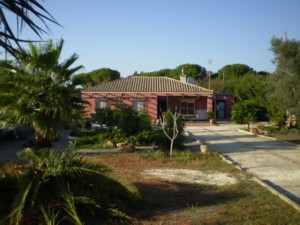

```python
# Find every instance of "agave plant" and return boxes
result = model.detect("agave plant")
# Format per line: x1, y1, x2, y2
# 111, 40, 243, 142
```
0, 148, 143, 225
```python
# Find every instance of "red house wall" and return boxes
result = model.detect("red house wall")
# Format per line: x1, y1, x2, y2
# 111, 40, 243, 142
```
82, 92, 219, 121
195, 97, 207, 109
215, 93, 235, 119
82, 93, 159, 120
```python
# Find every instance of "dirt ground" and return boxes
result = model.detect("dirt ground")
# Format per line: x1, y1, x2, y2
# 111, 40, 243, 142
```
141, 168, 238, 186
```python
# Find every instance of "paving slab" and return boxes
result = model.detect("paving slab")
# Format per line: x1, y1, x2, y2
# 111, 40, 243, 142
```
186, 123, 300, 207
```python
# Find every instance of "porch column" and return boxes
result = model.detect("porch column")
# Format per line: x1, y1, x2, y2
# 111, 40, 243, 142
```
207, 95, 213, 113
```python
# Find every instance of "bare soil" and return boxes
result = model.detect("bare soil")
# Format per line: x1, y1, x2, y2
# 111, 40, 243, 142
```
92, 153, 300, 224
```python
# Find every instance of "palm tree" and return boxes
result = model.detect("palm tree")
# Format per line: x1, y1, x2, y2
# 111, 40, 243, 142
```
0, 0, 59, 57
0, 148, 143, 224
0, 39, 84, 148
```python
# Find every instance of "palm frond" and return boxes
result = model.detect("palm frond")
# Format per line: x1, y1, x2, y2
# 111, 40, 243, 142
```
0, 0, 60, 56
39, 205, 62, 225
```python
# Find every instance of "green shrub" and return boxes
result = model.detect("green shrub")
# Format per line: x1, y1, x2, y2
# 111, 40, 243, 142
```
135, 130, 159, 145
75, 131, 115, 148
93, 108, 119, 127
75, 135, 99, 147
109, 129, 128, 145
137, 111, 152, 131
264, 126, 278, 134
117, 107, 140, 136
279, 126, 288, 134
0, 148, 144, 224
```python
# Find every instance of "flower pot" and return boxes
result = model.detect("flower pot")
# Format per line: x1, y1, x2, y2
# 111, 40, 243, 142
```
209, 119, 214, 125
200, 144, 208, 154
250, 128, 258, 134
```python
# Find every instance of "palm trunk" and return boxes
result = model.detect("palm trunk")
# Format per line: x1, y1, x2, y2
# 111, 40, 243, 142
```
34, 132, 52, 149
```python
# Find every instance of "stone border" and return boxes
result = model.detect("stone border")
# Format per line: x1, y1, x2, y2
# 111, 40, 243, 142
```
238, 129, 300, 146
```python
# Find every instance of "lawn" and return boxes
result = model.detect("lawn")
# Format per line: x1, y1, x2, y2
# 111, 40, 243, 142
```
91, 150, 300, 225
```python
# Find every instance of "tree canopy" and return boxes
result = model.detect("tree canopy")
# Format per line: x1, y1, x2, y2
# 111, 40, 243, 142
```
217, 64, 255, 80
132, 63, 207, 80
72, 68, 120, 88
267, 37, 300, 121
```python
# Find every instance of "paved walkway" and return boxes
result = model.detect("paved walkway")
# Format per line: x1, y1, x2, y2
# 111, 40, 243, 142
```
186, 123, 300, 207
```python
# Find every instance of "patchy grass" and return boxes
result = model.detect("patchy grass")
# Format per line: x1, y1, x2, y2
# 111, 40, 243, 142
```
91, 150, 300, 224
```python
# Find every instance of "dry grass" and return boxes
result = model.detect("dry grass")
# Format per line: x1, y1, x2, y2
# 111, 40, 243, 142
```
270, 132, 300, 144
91, 151, 300, 225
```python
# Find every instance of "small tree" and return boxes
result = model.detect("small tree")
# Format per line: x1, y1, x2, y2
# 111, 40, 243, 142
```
161, 110, 181, 157
231, 100, 257, 129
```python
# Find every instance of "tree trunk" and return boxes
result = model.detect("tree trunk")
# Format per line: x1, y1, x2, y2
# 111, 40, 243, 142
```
34, 132, 52, 149
170, 140, 174, 157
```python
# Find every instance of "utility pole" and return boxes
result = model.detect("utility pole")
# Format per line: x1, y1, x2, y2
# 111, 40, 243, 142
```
208, 59, 213, 89
284, 31, 287, 42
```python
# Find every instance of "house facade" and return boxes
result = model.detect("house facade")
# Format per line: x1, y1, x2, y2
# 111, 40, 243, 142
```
81, 75, 234, 123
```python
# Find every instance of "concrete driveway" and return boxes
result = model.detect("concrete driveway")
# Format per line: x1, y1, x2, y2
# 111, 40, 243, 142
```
186, 123, 300, 207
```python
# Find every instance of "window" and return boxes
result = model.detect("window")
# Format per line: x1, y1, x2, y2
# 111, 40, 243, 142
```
133, 99, 144, 111
95, 98, 107, 109
180, 100, 195, 115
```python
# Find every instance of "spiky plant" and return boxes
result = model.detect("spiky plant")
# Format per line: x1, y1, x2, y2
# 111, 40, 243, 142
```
0, 148, 143, 224
0, 39, 85, 148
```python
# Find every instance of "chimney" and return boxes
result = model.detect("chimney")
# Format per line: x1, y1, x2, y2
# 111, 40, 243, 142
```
180, 67, 186, 83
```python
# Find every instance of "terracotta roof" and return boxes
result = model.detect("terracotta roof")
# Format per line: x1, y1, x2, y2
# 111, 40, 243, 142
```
83, 76, 213, 93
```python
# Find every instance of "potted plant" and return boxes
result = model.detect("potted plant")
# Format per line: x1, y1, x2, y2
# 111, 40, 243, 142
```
199, 139, 209, 154
206, 111, 215, 125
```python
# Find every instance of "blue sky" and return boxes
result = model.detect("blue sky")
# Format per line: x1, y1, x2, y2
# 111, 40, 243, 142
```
11, 0, 300, 76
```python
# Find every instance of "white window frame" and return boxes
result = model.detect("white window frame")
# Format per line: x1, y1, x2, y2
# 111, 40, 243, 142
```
180, 99, 195, 115
95, 98, 107, 109
133, 99, 144, 111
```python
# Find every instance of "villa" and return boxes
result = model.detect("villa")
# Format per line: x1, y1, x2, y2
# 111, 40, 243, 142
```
81, 73, 234, 123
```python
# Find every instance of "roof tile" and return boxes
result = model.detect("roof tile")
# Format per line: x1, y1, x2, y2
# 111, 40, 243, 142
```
83, 76, 212, 93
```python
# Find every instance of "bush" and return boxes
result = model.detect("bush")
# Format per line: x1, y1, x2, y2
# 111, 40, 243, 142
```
109, 129, 128, 145
118, 107, 140, 136
136, 130, 159, 145
264, 126, 278, 134
137, 111, 152, 131
0, 148, 144, 224
75, 132, 111, 148
93, 108, 118, 127
75, 135, 99, 147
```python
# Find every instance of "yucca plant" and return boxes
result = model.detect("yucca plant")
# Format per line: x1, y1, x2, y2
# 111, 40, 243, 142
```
0, 148, 143, 225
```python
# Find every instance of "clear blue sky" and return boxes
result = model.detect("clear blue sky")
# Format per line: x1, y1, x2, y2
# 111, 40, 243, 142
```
17, 0, 300, 76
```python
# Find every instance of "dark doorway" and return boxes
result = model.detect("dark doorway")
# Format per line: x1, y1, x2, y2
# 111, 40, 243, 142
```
216, 100, 226, 119
157, 99, 167, 119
